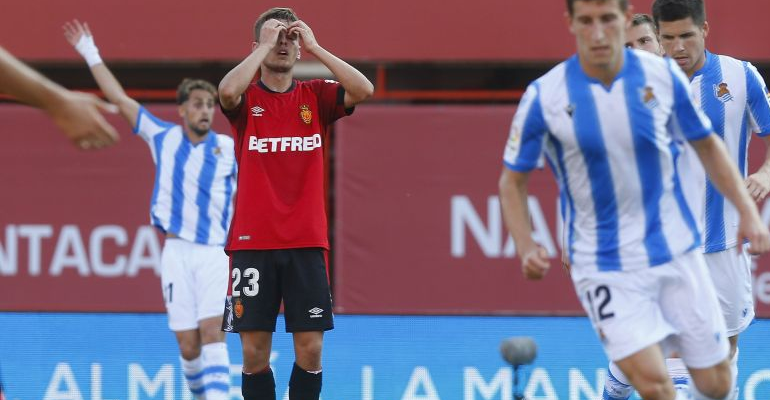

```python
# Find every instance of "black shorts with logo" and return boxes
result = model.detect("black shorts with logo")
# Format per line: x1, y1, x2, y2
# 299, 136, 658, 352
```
222, 248, 334, 333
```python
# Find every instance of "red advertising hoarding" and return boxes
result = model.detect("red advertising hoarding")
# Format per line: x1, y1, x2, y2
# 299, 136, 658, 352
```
333, 105, 770, 316
2, 0, 770, 63
0, 104, 231, 312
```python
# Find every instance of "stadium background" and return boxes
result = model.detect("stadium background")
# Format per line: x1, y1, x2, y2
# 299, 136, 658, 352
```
2, 0, 770, 399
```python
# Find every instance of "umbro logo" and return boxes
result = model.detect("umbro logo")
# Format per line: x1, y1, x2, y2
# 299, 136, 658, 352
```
309, 307, 324, 318
251, 106, 265, 117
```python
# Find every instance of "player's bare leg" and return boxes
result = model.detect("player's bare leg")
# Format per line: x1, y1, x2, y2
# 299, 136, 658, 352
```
290, 331, 324, 400
240, 330, 275, 400
614, 344, 677, 400
176, 316, 230, 400
688, 358, 733, 400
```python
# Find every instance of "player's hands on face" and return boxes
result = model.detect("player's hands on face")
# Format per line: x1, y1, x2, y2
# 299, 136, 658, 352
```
49, 90, 119, 150
738, 213, 770, 255
745, 171, 770, 202
288, 20, 319, 52
259, 19, 287, 49
62, 19, 92, 47
520, 245, 550, 280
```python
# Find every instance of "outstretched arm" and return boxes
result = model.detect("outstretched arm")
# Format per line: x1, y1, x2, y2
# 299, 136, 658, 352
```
499, 167, 551, 279
0, 45, 118, 149
289, 20, 374, 108
63, 19, 139, 128
218, 19, 285, 110
691, 134, 770, 254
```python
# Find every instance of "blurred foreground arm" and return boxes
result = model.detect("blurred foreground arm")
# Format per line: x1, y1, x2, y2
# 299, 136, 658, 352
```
0, 45, 118, 149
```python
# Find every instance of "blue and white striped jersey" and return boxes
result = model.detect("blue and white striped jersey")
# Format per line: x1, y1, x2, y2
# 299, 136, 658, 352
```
677, 51, 770, 253
504, 49, 713, 274
134, 106, 237, 246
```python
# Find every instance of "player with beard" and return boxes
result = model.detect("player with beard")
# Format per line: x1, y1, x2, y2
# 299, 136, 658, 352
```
217, 7, 373, 400
64, 20, 236, 400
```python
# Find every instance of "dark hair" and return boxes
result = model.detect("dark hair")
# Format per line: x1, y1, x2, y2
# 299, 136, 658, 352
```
565, 0, 628, 16
652, 0, 706, 26
254, 7, 299, 41
176, 79, 217, 105
631, 13, 659, 34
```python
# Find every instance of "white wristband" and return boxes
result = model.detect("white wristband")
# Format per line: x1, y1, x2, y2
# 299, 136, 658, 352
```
75, 34, 103, 67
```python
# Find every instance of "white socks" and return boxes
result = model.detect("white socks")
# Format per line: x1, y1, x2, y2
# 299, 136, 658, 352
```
200, 342, 231, 400
181, 342, 231, 400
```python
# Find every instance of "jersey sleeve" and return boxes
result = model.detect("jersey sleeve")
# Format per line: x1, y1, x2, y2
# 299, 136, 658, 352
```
667, 59, 713, 142
308, 79, 353, 124
220, 84, 253, 142
503, 82, 548, 172
133, 106, 176, 142
744, 61, 770, 136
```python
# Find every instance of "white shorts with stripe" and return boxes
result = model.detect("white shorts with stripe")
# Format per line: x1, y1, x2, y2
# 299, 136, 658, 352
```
161, 238, 229, 331
704, 247, 755, 336
572, 250, 729, 368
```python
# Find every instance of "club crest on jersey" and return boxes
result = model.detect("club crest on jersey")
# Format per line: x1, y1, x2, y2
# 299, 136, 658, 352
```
213, 147, 222, 156
251, 106, 265, 117
640, 86, 659, 109
714, 82, 733, 103
234, 298, 244, 318
300, 105, 312, 124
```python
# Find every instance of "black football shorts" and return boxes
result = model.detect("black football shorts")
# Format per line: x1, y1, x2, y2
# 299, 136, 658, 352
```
222, 248, 334, 333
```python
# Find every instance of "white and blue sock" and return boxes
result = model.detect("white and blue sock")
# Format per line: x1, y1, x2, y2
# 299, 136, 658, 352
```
181, 355, 205, 400
200, 342, 231, 400
603, 362, 633, 400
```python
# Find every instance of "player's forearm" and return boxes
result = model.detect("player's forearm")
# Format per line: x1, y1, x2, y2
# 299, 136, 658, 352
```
219, 46, 271, 109
89, 63, 138, 123
309, 46, 373, 106
499, 168, 538, 256
0, 46, 68, 110
693, 135, 758, 217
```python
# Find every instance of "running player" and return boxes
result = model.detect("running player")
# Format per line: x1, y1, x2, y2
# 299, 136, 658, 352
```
63, 20, 235, 400
625, 14, 664, 55
217, 7, 373, 400
498, 1, 769, 400
0, 45, 118, 149
652, 0, 770, 397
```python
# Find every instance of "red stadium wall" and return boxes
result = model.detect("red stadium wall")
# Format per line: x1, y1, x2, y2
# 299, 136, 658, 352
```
0, 105, 233, 312
3, 0, 770, 62
3, 104, 770, 316
333, 105, 770, 316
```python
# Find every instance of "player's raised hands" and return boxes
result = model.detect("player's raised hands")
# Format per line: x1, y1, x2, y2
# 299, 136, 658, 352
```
48, 90, 119, 150
288, 20, 319, 53
63, 19, 92, 47
258, 19, 288, 48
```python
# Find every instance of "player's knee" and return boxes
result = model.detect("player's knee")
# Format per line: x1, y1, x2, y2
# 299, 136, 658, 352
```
179, 342, 201, 360
241, 344, 271, 372
692, 361, 732, 399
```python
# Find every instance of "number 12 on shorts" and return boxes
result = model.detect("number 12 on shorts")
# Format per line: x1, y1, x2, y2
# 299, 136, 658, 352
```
586, 284, 615, 322
232, 267, 260, 297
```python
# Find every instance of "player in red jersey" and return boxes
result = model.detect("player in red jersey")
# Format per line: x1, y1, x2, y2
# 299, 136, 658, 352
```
218, 7, 373, 400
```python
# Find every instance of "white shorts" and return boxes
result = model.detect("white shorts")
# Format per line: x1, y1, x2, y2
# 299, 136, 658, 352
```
161, 239, 229, 331
704, 248, 754, 336
572, 250, 729, 368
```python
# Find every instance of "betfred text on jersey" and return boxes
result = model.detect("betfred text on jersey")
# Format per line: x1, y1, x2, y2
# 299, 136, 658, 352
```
248, 133, 322, 153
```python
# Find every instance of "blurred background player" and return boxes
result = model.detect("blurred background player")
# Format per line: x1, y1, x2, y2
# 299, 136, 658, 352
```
499, 0, 770, 400
217, 7, 373, 400
0, 45, 118, 149
63, 20, 236, 400
652, 0, 770, 398
625, 14, 664, 55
